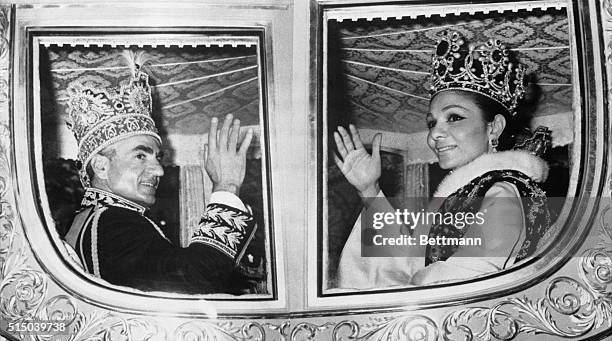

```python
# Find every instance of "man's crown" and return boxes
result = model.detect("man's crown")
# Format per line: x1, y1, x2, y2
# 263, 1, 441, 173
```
66, 70, 161, 186
429, 31, 526, 116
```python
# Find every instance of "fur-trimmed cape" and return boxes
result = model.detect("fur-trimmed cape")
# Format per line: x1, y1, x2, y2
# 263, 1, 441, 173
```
433, 150, 549, 198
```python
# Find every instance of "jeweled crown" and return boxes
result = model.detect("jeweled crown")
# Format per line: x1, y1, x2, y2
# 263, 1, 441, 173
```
66, 70, 161, 187
429, 31, 526, 116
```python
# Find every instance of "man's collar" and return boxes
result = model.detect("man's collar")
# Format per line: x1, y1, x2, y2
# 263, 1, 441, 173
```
81, 188, 147, 214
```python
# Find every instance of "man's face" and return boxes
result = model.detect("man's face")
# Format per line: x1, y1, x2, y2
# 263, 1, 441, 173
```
103, 135, 164, 207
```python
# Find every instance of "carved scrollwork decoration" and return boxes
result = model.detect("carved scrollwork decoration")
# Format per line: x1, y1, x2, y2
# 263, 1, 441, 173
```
0, 267, 48, 321
0, 7, 7, 58
0, 230, 49, 326
0, 123, 12, 271
290, 321, 335, 340
31, 295, 78, 341
608, 42, 612, 78
597, 205, 612, 250
332, 315, 439, 341
33, 295, 286, 341
173, 320, 287, 340
0, 79, 7, 104
443, 297, 579, 340
61, 312, 166, 341
442, 205, 612, 341
28, 294, 169, 341
261, 320, 291, 338
442, 272, 611, 340
0, 7, 54, 331
0, 178, 15, 271
0, 7, 55, 327
37, 297, 166, 341
0, 9, 51, 330
0, 6, 8, 104
605, 0, 612, 19
0, 118, 49, 334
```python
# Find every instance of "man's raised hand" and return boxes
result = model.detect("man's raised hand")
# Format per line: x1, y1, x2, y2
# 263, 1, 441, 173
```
204, 114, 254, 195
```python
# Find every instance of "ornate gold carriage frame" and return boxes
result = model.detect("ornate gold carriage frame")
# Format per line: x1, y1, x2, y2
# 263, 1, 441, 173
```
0, 0, 609, 340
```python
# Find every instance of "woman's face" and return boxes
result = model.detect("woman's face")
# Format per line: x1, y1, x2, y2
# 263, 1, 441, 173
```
426, 90, 493, 170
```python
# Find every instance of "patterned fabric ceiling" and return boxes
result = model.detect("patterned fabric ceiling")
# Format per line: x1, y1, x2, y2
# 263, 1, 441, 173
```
328, 7, 571, 135
40, 44, 260, 137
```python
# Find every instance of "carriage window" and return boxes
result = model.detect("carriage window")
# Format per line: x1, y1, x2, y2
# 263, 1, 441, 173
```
322, 5, 574, 293
36, 34, 274, 296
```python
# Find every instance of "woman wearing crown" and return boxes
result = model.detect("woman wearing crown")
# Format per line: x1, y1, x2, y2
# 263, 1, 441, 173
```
334, 32, 552, 289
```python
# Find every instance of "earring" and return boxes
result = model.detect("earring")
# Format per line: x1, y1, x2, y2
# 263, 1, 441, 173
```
489, 137, 499, 153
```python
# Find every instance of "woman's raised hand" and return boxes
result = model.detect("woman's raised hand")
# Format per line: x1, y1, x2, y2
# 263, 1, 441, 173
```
333, 124, 382, 198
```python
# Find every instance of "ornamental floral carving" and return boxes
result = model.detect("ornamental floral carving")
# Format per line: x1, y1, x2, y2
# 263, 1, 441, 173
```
0, 122, 49, 332
605, 0, 612, 19
0, 6, 8, 104
441, 208, 612, 340
174, 320, 268, 340
332, 316, 438, 341
0, 6, 52, 337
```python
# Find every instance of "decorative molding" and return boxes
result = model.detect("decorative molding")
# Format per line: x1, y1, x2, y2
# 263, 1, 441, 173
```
605, 0, 612, 18
442, 249, 612, 340
0, 7, 53, 328
0, 128, 51, 337
37, 36, 259, 49
325, 0, 567, 22
0, 6, 9, 106
332, 316, 438, 341
608, 42, 612, 73
288, 321, 335, 340
173, 320, 279, 340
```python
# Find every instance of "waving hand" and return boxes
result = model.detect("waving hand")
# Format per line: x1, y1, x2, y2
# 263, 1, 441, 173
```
333, 124, 382, 198
203, 114, 253, 195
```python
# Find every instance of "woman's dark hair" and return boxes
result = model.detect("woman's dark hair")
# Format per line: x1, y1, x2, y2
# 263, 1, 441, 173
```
454, 90, 519, 151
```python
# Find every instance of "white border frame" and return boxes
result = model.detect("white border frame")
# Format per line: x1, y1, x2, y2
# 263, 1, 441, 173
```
0, 0, 610, 339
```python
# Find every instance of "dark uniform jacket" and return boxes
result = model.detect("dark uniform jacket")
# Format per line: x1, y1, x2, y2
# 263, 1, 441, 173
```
65, 188, 256, 294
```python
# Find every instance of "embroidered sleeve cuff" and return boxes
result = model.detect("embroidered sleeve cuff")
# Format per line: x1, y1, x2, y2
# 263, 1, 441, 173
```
190, 203, 257, 263
209, 191, 247, 212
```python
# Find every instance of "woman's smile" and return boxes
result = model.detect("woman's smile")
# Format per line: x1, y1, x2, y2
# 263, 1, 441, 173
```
426, 90, 494, 170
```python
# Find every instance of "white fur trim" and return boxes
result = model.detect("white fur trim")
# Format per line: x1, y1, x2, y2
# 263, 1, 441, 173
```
433, 151, 549, 198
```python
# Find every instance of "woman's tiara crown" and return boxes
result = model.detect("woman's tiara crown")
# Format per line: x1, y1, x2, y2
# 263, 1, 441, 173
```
429, 31, 526, 116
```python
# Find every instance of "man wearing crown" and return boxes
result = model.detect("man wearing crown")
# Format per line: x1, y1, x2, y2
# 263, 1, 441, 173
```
63, 70, 257, 294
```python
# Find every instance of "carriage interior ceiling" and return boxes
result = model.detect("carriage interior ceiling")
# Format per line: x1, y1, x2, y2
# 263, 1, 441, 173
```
40, 43, 262, 166
328, 7, 573, 164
